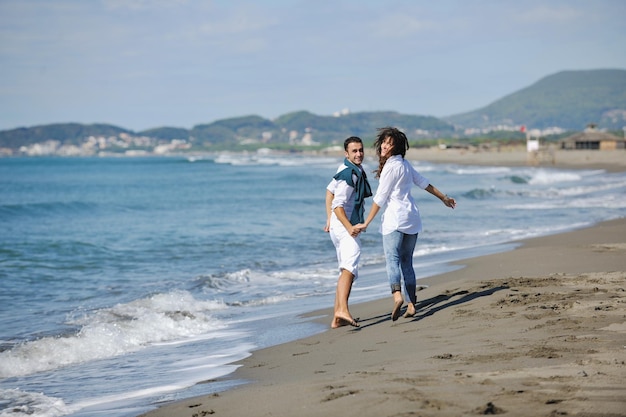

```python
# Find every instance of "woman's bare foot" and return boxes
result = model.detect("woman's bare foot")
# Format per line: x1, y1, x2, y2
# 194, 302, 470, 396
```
403, 304, 416, 318
391, 299, 404, 321
391, 291, 405, 321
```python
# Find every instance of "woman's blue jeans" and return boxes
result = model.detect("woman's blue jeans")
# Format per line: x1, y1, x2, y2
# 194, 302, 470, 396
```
382, 230, 418, 304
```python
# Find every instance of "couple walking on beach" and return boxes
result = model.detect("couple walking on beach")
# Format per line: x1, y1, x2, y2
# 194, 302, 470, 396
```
324, 127, 456, 328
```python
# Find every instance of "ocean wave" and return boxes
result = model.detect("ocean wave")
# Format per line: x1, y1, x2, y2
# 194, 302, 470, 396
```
462, 187, 498, 199
504, 194, 626, 210
455, 223, 591, 244
527, 169, 581, 185
446, 166, 513, 175
194, 267, 338, 300
213, 152, 340, 168
229, 294, 298, 307
504, 174, 530, 184
196, 267, 337, 286
0, 291, 227, 379
213, 153, 279, 166
0, 388, 70, 417
551, 178, 626, 197
184, 156, 216, 163
406, 160, 438, 172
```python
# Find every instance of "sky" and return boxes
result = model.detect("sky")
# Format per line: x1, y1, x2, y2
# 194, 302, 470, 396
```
1, 0, 625, 132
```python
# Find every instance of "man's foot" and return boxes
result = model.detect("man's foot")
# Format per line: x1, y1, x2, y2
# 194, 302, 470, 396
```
331, 314, 359, 328
391, 299, 404, 321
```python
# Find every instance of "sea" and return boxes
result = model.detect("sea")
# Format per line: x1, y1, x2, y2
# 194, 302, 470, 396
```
1, 151, 625, 417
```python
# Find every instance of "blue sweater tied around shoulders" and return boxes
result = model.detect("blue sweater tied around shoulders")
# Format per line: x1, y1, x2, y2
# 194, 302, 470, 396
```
333, 158, 372, 225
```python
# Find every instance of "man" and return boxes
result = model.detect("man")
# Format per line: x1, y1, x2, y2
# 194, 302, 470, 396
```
324, 136, 372, 328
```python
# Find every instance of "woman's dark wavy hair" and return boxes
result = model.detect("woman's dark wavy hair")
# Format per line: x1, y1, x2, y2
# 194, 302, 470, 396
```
373, 126, 410, 178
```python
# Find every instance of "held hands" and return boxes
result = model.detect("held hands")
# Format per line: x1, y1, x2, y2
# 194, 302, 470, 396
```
326, 222, 366, 237
350, 223, 367, 237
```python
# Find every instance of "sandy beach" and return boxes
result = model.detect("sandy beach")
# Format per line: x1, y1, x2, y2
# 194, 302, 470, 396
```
140, 151, 626, 417
338, 145, 626, 173
405, 146, 626, 173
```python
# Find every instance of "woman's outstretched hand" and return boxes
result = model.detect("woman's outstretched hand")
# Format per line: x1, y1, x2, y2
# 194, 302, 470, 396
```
442, 196, 456, 209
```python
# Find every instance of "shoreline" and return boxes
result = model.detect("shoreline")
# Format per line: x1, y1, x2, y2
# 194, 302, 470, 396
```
316, 146, 626, 173
141, 217, 626, 417
411, 146, 626, 173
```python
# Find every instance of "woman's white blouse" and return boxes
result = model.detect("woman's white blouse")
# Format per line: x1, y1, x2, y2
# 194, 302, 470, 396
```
373, 155, 430, 235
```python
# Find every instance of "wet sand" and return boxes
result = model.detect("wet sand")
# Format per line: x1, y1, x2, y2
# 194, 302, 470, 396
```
140, 151, 626, 417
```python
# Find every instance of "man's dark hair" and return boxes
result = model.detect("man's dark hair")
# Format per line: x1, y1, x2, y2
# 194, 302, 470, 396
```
344, 136, 363, 151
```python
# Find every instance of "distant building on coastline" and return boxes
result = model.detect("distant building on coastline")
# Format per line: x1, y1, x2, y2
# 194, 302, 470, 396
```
560, 124, 625, 150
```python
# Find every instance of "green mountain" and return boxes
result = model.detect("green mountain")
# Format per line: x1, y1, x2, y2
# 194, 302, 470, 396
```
190, 115, 278, 145
183, 111, 453, 145
138, 126, 189, 140
2, 68, 625, 155
273, 111, 452, 142
0, 123, 131, 150
0, 111, 454, 153
445, 69, 626, 130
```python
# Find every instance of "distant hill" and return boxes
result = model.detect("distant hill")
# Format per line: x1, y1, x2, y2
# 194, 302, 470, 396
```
0, 111, 454, 153
181, 111, 453, 145
0, 123, 131, 150
445, 69, 626, 130
272, 110, 452, 142
2, 68, 625, 155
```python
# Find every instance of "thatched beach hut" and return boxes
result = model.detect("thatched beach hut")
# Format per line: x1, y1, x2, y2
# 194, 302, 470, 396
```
560, 124, 625, 150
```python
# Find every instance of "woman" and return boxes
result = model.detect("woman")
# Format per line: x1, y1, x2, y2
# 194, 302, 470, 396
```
359, 127, 456, 321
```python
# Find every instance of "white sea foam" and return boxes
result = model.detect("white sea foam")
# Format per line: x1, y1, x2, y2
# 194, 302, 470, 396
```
0, 389, 70, 417
407, 160, 438, 172
213, 151, 339, 168
527, 169, 581, 185
447, 166, 513, 175
216, 267, 338, 286
0, 291, 228, 379
554, 178, 626, 196
506, 194, 626, 210
66, 344, 251, 416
